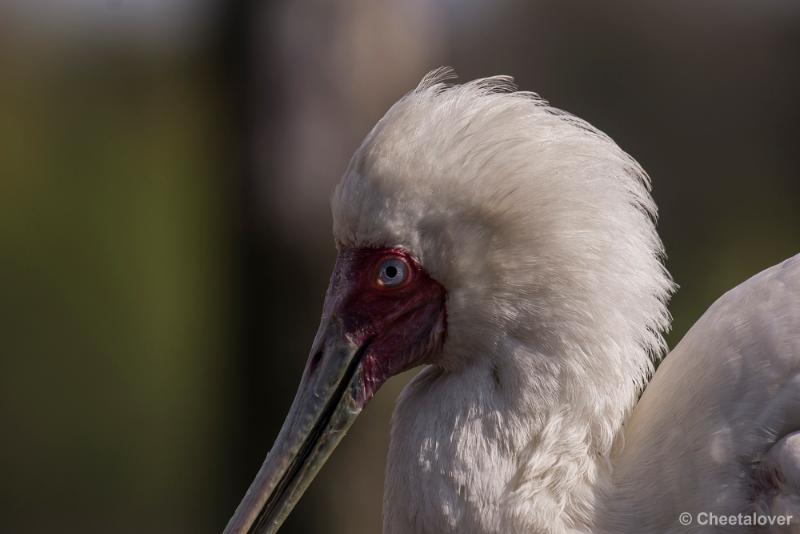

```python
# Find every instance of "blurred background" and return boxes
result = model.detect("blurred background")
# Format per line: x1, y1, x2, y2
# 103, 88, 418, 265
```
1, 0, 798, 532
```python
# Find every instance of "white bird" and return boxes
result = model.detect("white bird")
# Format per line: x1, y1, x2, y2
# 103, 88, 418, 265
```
224, 69, 800, 534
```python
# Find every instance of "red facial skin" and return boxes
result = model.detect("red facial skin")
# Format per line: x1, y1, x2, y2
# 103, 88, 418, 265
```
323, 247, 447, 406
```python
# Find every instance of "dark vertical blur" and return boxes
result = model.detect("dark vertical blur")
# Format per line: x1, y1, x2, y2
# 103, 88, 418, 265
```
218, 1, 322, 532
1, 1, 798, 533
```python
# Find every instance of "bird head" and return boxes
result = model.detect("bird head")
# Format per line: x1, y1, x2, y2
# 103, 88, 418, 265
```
225, 68, 674, 533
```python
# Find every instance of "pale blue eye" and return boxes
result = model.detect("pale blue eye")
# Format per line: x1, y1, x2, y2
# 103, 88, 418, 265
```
378, 258, 407, 286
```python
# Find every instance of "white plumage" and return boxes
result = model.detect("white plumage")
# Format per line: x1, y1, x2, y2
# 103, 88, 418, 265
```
331, 69, 800, 533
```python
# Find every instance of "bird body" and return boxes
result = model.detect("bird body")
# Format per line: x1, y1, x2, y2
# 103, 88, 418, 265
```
604, 255, 800, 534
386, 254, 800, 534
225, 70, 800, 534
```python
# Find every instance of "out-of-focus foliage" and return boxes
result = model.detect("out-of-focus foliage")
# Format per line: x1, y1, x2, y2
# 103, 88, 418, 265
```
1, 1, 798, 533
0, 6, 233, 532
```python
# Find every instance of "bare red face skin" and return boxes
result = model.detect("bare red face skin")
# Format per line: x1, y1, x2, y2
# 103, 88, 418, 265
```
319, 247, 447, 406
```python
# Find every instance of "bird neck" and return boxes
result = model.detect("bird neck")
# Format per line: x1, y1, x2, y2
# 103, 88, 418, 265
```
384, 335, 642, 534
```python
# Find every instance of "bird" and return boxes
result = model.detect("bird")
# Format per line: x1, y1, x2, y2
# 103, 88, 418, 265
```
223, 68, 800, 534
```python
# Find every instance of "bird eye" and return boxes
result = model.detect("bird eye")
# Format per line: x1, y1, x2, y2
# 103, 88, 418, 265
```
376, 257, 408, 288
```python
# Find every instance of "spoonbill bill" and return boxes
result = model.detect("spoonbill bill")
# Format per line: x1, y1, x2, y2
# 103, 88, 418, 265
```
224, 69, 800, 534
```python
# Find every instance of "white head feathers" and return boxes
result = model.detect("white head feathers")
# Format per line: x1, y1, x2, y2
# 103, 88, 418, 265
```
332, 69, 674, 445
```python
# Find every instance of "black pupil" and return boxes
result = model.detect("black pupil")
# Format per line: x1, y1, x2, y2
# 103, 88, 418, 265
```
385, 265, 398, 278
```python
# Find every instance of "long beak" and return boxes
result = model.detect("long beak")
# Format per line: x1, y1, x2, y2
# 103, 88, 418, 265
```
223, 316, 371, 534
